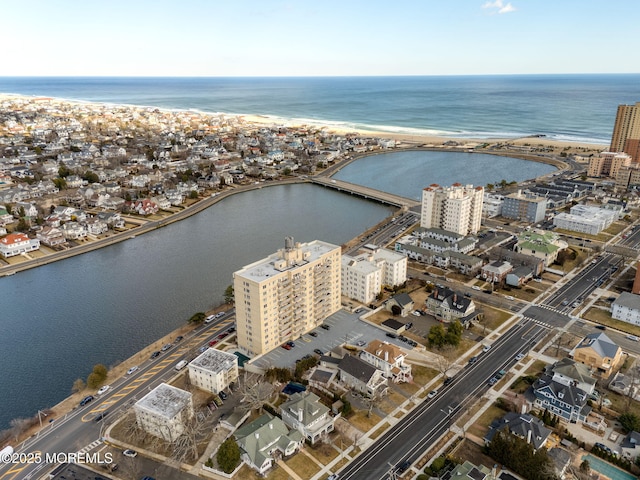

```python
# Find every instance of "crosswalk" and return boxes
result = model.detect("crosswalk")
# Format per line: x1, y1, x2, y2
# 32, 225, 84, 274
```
77, 438, 102, 455
524, 317, 553, 329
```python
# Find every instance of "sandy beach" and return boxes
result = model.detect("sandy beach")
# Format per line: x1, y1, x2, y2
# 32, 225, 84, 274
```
239, 113, 607, 154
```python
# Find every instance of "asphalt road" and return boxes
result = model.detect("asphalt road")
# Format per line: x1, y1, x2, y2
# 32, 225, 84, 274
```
338, 319, 548, 480
0, 314, 236, 480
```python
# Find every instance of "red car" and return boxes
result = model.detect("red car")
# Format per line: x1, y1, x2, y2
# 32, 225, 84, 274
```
281, 344, 291, 350
209, 340, 218, 347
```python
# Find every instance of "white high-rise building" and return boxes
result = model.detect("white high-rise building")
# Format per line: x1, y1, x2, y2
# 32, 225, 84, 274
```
234, 237, 341, 356
421, 183, 484, 235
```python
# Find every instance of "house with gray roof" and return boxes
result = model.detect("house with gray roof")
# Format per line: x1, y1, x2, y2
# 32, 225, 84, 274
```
548, 357, 596, 395
234, 413, 303, 475
426, 286, 476, 323
571, 331, 623, 379
612, 292, 640, 326
621, 431, 640, 458
383, 292, 414, 317
484, 412, 551, 450
337, 355, 388, 396
531, 374, 590, 424
279, 391, 335, 445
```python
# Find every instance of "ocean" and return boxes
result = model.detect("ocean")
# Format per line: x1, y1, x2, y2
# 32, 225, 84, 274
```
1, 74, 640, 144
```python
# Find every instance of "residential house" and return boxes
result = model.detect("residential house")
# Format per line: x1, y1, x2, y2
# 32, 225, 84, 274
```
531, 374, 591, 424
620, 431, 640, 459
445, 461, 493, 480
0, 232, 40, 258
337, 355, 388, 397
571, 332, 623, 379
36, 226, 66, 247
234, 413, 303, 475
61, 222, 87, 240
359, 340, 412, 383
426, 286, 476, 323
15, 201, 38, 219
279, 391, 335, 445
505, 265, 535, 287
84, 217, 109, 235
484, 412, 551, 450
548, 357, 596, 395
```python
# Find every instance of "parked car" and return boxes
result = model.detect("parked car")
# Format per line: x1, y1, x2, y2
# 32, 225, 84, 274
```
286, 341, 295, 348
386, 333, 397, 339
282, 344, 291, 350
309, 331, 318, 337
626, 335, 640, 342
175, 336, 184, 342
356, 340, 366, 347
161, 343, 172, 352
443, 376, 454, 386
219, 391, 228, 400
150, 351, 161, 359
209, 340, 218, 347
427, 390, 438, 399
97, 385, 110, 395
314, 348, 324, 355
482, 345, 491, 353
488, 377, 498, 386
396, 460, 411, 474
80, 395, 94, 406
122, 449, 137, 458
127, 366, 139, 375
595, 325, 607, 330
468, 356, 478, 364
321, 324, 331, 330
515, 353, 525, 361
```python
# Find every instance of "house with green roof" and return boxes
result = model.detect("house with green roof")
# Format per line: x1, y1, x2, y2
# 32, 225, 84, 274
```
279, 391, 335, 445
514, 231, 568, 267
234, 413, 303, 474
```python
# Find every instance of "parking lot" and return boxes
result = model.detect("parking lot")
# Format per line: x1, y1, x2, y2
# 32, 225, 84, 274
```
250, 308, 416, 369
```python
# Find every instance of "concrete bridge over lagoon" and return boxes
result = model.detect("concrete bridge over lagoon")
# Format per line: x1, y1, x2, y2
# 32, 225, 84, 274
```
310, 176, 419, 209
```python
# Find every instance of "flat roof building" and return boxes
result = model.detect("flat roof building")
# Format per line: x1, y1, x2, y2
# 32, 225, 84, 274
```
188, 348, 239, 394
233, 237, 341, 356
421, 183, 483, 236
134, 383, 193, 441
501, 190, 547, 223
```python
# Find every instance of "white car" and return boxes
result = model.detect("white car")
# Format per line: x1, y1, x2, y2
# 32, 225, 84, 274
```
122, 449, 137, 458
626, 335, 640, 342
482, 345, 491, 353
97, 385, 110, 395
427, 390, 438, 399
504, 295, 514, 301
127, 366, 138, 375
472, 286, 481, 291
412, 310, 421, 316
515, 353, 525, 361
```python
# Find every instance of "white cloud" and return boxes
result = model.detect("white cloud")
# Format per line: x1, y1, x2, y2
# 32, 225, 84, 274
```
482, 0, 516, 14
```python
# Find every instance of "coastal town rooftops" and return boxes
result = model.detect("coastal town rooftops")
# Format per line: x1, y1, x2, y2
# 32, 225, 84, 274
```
136, 383, 192, 418
234, 239, 340, 282
189, 348, 238, 373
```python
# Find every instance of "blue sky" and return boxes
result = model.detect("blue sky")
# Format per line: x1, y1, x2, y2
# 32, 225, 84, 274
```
2, 0, 638, 77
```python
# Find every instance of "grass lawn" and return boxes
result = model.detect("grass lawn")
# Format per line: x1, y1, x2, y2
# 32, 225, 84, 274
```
470, 306, 514, 333
583, 307, 640, 336
263, 464, 292, 480
467, 403, 507, 438
285, 452, 321, 479
348, 410, 381, 433
409, 365, 439, 387
307, 442, 339, 464
525, 359, 547, 376
380, 391, 407, 414
606, 390, 640, 418
369, 422, 390, 440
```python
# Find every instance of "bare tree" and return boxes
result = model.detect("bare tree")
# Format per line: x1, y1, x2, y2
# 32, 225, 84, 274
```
434, 344, 458, 378
238, 372, 276, 413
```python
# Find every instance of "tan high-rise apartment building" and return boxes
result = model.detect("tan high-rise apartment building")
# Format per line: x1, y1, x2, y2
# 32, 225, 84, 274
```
234, 237, 341, 356
587, 152, 632, 178
610, 102, 640, 161
421, 183, 484, 235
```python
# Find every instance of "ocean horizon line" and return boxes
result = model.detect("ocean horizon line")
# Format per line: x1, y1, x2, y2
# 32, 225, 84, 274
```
0, 72, 639, 79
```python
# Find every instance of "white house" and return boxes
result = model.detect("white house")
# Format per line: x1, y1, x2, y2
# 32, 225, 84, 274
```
0, 232, 40, 257
279, 391, 335, 445
359, 340, 412, 383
